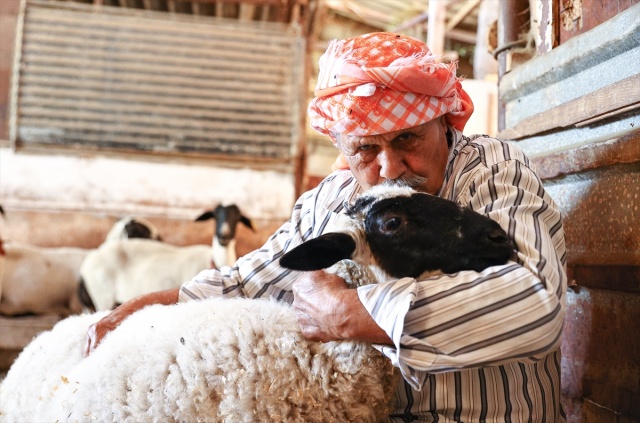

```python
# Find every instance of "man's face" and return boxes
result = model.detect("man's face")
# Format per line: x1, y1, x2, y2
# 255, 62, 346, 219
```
335, 118, 450, 194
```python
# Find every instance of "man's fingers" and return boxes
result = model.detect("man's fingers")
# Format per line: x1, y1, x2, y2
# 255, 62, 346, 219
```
84, 323, 98, 357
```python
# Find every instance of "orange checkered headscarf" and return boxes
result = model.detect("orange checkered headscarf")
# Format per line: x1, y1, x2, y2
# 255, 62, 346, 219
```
308, 32, 474, 138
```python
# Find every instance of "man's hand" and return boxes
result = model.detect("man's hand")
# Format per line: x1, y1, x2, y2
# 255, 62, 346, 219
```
83, 288, 180, 356
291, 270, 393, 345
84, 305, 130, 356
291, 270, 348, 342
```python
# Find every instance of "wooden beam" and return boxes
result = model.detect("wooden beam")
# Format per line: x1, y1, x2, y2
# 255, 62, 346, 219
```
447, 28, 476, 44
446, 0, 480, 31
239, 3, 256, 20
427, 0, 446, 55
498, 74, 640, 140
390, 11, 428, 32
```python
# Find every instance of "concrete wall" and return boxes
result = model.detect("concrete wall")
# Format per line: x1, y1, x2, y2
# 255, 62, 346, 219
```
0, 147, 293, 251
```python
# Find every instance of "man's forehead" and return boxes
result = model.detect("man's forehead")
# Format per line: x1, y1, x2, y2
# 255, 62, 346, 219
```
338, 120, 440, 145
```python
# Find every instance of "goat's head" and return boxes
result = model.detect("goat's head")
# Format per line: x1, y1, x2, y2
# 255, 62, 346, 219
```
280, 186, 514, 278
106, 217, 162, 242
195, 204, 254, 246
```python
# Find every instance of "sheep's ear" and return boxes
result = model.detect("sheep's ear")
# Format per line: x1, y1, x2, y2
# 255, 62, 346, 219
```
240, 215, 255, 231
279, 233, 356, 271
195, 210, 215, 222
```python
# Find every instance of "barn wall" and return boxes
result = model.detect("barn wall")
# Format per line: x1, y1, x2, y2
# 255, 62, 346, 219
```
0, 0, 299, 251
499, 4, 640, 421
0, 146, 292, 249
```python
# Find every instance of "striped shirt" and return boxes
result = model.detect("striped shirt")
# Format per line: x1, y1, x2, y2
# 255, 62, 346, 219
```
179, 129, 567, 422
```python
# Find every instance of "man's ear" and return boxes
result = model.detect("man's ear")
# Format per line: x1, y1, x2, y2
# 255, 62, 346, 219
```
438, 115, 448, 132
279, 233, 356, 271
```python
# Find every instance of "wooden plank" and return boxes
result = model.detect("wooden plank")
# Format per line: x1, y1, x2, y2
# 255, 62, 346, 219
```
498, 74, 640, 140
446, 0, 480, 31
19, 106, 294, 135
20, 71, 284, 97
427, 0, 445, 56
239, 3, 255, 20
21, 42, 291, 75
0, 315, 61, 350
18, 118, 294, 145
21, 54, 289, 84
19, 85, 293, 112
20, 74, 287, 103
25, 16, 295, 53
26, 1, 292, 38
14, 0, 306, 162
532, 129, 640, 180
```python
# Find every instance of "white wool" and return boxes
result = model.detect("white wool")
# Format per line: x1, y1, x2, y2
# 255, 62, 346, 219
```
212, 236, 235, 267
80, 239, 211, 310
0, 298, 397, 423
0, 216, 160, 316
0, 311, 109, 421
0, 244, 89, 316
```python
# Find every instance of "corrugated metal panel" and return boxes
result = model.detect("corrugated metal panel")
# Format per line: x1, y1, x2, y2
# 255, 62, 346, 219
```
11, 0, 305, 164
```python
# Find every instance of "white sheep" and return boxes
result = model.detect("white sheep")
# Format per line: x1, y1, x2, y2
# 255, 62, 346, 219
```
0, 216, 161, 317
0, 186, 513, 422
78, 204, 254, 311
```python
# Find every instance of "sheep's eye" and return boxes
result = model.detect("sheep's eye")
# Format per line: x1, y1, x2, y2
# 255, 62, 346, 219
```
383, 217, 402, 231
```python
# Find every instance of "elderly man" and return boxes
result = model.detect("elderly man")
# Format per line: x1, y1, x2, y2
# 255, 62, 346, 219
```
86, 33, 567, 422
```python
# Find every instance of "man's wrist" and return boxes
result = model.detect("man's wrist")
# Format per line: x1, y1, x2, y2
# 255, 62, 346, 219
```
335, 289, 392, 345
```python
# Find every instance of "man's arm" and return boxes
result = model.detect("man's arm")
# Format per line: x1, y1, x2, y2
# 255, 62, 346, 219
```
291, 270, 393, 345
84, 287, 180, 356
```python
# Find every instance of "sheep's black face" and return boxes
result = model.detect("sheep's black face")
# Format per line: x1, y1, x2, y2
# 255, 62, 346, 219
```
363, 193, 513, 278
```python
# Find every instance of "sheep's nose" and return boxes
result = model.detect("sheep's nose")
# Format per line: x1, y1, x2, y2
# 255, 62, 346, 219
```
488, 228, 508, 244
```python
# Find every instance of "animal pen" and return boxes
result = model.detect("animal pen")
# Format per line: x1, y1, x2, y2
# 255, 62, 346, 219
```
0, 0, 638, 421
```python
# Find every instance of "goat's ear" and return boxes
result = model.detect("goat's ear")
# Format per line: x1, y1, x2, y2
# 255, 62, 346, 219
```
195, 210, 215, 222
279, 233, 356, 271
240, 215, 255, 231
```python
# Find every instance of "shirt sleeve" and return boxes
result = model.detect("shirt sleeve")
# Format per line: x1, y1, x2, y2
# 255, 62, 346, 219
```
357, 158, 567, 390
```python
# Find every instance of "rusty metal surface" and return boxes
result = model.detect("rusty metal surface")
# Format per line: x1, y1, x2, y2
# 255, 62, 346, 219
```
544, 162, 640, 267
534, 130, 640, 180
562, 288, 640, 420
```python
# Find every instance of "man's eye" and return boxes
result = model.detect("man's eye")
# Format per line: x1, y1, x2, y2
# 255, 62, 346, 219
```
357, 145, 373, 152
396, 132, 414, 141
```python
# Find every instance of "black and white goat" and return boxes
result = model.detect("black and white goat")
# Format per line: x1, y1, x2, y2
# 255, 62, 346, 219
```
78, 204, 253, 311
195, 204, 254, 267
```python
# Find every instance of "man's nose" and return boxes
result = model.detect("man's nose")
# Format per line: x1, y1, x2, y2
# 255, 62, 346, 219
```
378, 149, 406, 180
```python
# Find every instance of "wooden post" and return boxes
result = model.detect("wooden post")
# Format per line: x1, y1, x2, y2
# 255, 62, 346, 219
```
427, 0, 446, 57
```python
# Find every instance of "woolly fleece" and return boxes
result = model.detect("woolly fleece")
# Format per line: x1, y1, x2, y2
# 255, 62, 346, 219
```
0, 297, 397, 422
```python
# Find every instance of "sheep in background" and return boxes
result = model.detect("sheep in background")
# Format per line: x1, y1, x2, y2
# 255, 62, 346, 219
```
195, 203, 254, 267
0, 186, 513, 422
104, 216, 162, 243
79, 204, 254, 311
0, 216, 161, 317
